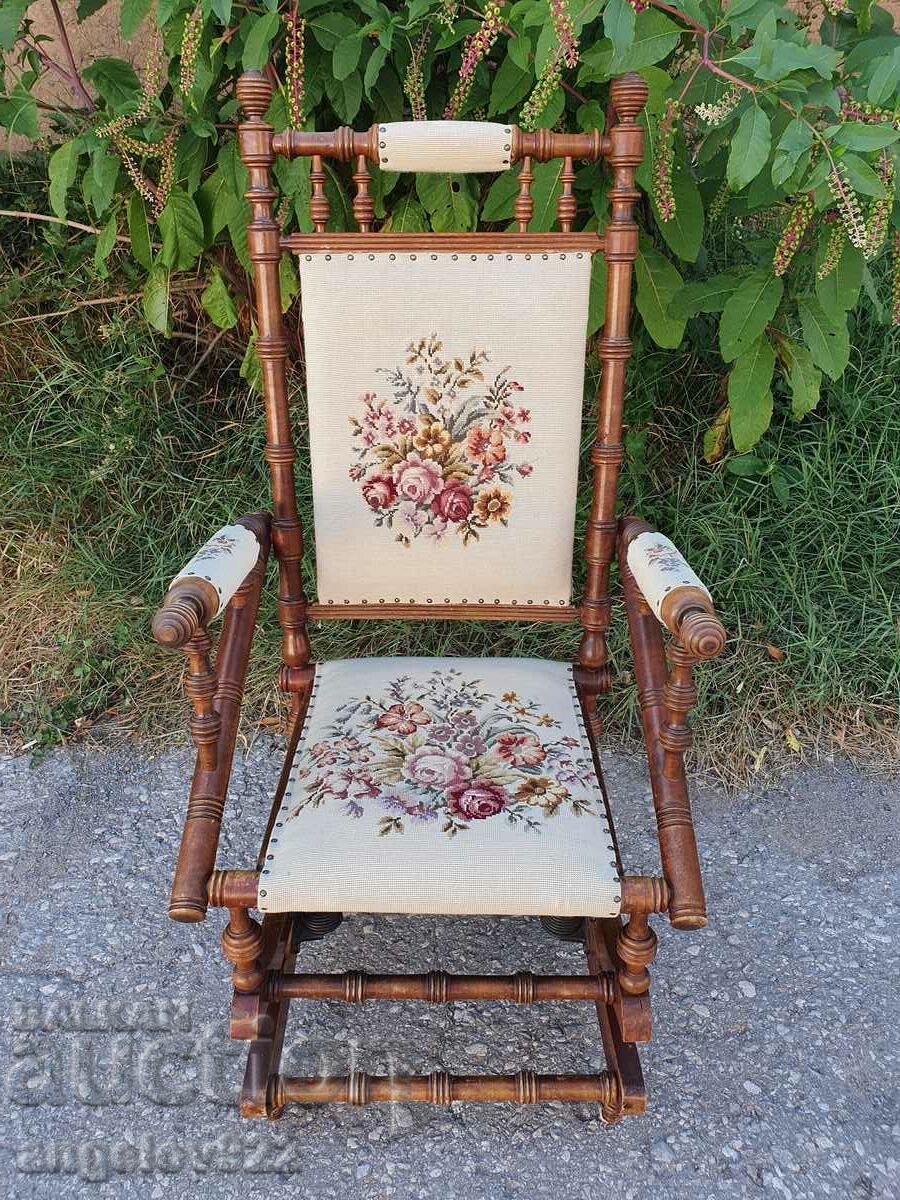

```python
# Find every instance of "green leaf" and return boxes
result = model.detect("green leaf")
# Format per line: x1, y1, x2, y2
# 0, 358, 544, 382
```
719, 269, 783, 361
333, 35, 362, 81
142, 265, 170, 333
279, 253, 299, 312
798, 296, 849, 380
616, 11, 681, 72
668, 273, 740, 319
653, 156, 703, 262
158, 187, 205, 271
815, 240, 863, 320
48, 141, 80, 220
528, 159, 564, 232
90, 149, 120, 218
604, 0, 635, 62
727, 106, 771, 191
307, 11, 357, 51
83, 57, 142, 108
329, 70, 363, 122
240, 335, 263, 392
0, 1, 28, 52
383, 194, 428, 232
242, 12, 280, 71
127, 192, 152, 268
120, 0, 152, 38
201, 267, 238, 329
77, 0, 108, 18
364, 43, 388, 96
416, 174, 477, 231
93, 213, 118, 276
0, 84, 39, 139
587, 253, 608, 337
727, 336, 775, 451
834, 122, 900, 151
781, 339, 821, 420
481, 169, 520, 222
635, 246, 686, 349
840, 153, 887, 198
489, 55, 532, 116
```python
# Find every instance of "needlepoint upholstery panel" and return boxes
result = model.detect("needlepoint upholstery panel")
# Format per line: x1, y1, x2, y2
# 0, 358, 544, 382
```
258, 657, 622, 918
298, 251, 592, 609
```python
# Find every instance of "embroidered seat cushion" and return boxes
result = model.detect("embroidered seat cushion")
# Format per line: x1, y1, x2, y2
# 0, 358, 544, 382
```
258, 657, 622, 918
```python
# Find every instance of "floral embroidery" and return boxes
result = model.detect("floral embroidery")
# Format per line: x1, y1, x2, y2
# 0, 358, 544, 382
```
192, 533, 242, 562
286, 668, 597, 837
643, 540, 687, 574
349, 334, 534, 546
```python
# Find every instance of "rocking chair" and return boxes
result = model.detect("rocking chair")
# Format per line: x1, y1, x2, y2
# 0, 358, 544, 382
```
152, 68, 726, 1122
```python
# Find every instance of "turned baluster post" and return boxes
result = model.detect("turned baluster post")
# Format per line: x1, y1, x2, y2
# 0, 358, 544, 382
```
237, 72, 312, 732
309, 153, 329, 231
222, 907, 265, 994
515, 155, 533, 231
556, 155, 576, 231
183, 630, 219, 772
352, 154, 374, 231
577, 73, 648, 707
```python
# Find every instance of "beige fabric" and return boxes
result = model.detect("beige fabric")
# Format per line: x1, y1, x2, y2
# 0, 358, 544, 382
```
172, 523, 258, 618
258, 657, 621, 918
298, 251, 591, 608
627, 531, 711, 623
377, 121, 512, 173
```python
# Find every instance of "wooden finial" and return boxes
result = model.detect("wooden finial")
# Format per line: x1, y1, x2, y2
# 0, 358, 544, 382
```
609, 72, 649, 123
236, 70, 274, 118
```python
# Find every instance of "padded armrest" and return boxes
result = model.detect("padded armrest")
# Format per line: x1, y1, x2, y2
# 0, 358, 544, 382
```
377, 121, 513, 173
625, 530, 726, 660
152, 517, 266, 649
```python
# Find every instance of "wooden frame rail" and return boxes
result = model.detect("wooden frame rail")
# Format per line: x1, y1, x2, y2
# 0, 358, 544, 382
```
271, 1071, 621, 1108
270, 970, 615, 1004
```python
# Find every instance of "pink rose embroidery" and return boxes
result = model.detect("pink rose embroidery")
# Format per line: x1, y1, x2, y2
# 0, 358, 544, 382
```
361, 470, 396, 510
431, 481, 474, 523
403, 746, 472, 790
392, 453, 444, 504
446, 778, 508, 820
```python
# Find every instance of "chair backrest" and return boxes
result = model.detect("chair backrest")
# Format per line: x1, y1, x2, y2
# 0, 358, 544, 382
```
236, 69, 648, 695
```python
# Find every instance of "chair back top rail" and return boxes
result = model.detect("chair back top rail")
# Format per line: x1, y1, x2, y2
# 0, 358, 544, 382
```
271, 123, 607, 168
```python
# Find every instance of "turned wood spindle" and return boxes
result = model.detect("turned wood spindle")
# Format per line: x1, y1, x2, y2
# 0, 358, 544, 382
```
577, 73, 648, 698
222, 907, 265, 994
352, 154, 374, 231
309, 153, 329, 232
660, 640, 697, 781
515, 155, 533, 231
236, 72, 312, 733
183, 631, 219, 772
616, 913, 658, 996
556, 155, 576, 231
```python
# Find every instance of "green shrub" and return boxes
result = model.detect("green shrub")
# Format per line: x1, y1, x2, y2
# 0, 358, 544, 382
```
2, 0, 900, 455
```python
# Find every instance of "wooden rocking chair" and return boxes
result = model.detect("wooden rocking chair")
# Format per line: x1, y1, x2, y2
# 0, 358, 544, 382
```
152, 68, 726, 1122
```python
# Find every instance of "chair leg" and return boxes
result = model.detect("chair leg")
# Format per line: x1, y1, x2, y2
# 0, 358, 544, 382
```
234, 913, 296, 1118
584, 917, 647, 1121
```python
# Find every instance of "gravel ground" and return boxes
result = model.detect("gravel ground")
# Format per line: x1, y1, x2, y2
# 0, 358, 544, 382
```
0, 738, 897, 1199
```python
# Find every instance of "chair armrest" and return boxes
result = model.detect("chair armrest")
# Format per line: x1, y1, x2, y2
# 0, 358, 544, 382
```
152, 515, 269, 650
622, 523, 726, 660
